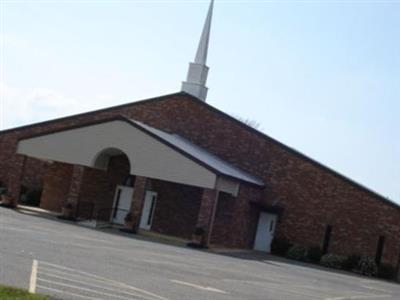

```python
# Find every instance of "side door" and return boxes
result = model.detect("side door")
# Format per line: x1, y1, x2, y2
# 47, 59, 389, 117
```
139, 191, 158, 231
111, 185, 134, 225
254, 212, 277, 252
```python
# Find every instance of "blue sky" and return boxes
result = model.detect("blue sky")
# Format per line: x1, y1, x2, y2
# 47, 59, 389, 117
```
1, 0, 399, 203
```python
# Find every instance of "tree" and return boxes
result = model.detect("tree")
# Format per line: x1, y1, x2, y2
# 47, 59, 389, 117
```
233, 115, 262, 131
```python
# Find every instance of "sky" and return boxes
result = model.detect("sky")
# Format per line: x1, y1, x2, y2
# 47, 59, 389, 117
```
0, 0, 399, 203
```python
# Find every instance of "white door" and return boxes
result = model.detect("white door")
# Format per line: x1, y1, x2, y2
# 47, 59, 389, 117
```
254, 212, 277, 252
139, 191, 157, 231
111, 185, 134, 225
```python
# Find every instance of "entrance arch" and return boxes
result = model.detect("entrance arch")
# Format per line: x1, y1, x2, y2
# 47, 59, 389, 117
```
92, 147, 132, 173
78, 148, 134, 223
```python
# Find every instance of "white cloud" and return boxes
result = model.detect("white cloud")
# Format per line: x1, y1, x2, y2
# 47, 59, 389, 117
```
1, 82, 118, 130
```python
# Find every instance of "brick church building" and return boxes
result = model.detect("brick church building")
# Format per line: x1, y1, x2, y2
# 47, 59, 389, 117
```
1, 0, 399, 274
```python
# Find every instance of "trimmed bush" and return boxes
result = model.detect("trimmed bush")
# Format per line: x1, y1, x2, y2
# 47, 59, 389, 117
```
342, 254, 361, 271
286, 245, 307, 261
271, 238, 292, 256
320, 254, 347, 269
357, 256, 378, 277
377, 263, 396, 280
307, 246, 322, 263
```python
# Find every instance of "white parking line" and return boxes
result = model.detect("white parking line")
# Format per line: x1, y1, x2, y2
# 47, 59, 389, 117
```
38, 285, 105, 300
29, 259, 38, 294
39, 272, 151, 299
360, 284, 390, 293
39, 267, 117, 285
38, 261, 169, 300
171, 280, 228, 294
38, 278, 138, 300
325, 294, 393, 300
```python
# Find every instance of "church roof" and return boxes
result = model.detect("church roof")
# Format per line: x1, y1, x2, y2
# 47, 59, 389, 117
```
131, 119, 264, 186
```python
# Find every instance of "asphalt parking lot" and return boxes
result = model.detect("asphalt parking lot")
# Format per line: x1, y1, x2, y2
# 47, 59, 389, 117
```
1, 207, 399, 300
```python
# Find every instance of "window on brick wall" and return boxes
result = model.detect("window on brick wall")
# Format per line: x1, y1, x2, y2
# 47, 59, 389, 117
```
375, 236, 385, 265
322, 225, 332, 254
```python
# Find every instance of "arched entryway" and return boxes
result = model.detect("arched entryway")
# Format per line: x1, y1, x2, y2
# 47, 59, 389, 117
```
77, 148, 135, 223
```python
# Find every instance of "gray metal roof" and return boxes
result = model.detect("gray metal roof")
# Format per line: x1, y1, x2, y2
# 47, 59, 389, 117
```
131, 120, 264, 187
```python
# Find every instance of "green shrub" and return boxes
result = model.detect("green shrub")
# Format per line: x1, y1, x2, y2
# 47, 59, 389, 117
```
286, 245, 307, 261
377, 263, 396, 280
307, 246, 322, 263
271, 238, 292, 256
357, 256, 378, 277
320, 254, 347, 269
342, 254, 361, 271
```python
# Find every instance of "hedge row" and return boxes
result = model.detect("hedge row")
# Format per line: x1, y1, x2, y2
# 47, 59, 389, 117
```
271, 238, 397, 280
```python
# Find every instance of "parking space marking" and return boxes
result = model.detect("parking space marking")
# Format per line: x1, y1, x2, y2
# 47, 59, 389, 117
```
29, 259, 38, 294
39, 267, 117, 285
39, 267, 153, 299
39, 272, 149, 299
38, 278, 138, 300
38, 260, 169, 300
37, 285, 104, 300
325, 294, 393, 300
171, 280, 228, 294
360, 284, 390, 293
222, 277, 392, 300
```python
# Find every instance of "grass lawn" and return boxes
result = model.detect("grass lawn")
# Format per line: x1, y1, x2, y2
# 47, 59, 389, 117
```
0, 285, 53, 299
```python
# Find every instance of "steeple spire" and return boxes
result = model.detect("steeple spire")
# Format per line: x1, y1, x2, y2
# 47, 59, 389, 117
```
181, 0, 214, 102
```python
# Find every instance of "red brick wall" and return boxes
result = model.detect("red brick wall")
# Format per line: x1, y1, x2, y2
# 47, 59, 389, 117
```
211, 186, 263, 249
0, 92, 399, 266
150, 179, 203, 240
40, 155, 131, 217
40, 162, 73, 212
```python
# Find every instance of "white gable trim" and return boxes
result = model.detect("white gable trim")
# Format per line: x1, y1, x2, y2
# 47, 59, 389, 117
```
17, 120, 218, 189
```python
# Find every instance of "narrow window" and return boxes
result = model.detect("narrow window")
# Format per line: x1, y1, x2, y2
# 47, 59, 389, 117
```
375, 236, 385, 265
269, 220, 275, 232
322, 225, 332, 254
147, 196, 157, 226
113, 189, 122, 218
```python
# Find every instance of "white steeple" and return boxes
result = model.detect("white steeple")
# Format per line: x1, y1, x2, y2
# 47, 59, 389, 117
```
181, 0, 214, 102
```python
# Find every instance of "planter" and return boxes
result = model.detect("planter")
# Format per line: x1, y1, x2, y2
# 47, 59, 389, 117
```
124, 221, 134, 230
0, 194, 14, 208
120, 221, 136, 234
61, 207, 74, 219
187, 230, 208, 249
192, 233, 204, 245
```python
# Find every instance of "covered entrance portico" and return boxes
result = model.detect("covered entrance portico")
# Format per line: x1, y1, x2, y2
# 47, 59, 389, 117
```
13, 117, 264, 246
